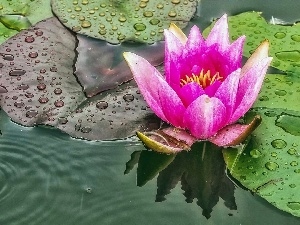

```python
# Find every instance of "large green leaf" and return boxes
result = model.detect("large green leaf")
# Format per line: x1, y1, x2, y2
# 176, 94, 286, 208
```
223, 74, 300, 217
0, 0, 52, 44
203, 12, 300, 74
51, 0, 199, 44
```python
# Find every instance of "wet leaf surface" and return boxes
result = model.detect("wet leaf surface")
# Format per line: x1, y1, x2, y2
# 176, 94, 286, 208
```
75, 34, 164, 97
0, 17, 161, 140
51, 0, 198, 44
223, 74, 300, 217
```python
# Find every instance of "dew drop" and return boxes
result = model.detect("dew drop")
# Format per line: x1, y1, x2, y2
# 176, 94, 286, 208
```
38, 97, 49, 104
259, 95, 269, 101
287, 202, 300, 210
274, 89, 287, 96
50, 67, 57, 72
3, 54, 14, 61
265, 161, 279, 171
290, 161, 298, 166
18, 84, 29, 90
156, 3, 164, 9
143, 11, 153, 17
81, 20, 91, 28
274, 32, 286, 39
9, 69, 26, 76
25, 92, 34, 98
40, 68, 46, 74
28, 51, 38, 58
58, 117, 68, 124
270, 152, 277, 157
54, 88, 62, 95
118, 16, 126, 22
14, 102, 24, 108
26, 110, 38, 118
275, 50, 300, 62
134, 23, 146, 31
25, 36, 35, 43
168, 10, 177, 17
287, 148, 297, 155
96, 101, 108, 110
250, 149, 262, 158
149, 18, 160, 25
294, 169, 300, 173
123, 94, 134, 102
81, 127, 92, 133
289, 184, 296, 188
271, 139, 287, 149
35, 30, 43, 36
54, 100, 64, 107
37, 83, 46, 90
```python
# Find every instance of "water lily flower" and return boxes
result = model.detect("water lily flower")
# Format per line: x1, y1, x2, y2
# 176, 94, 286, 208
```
124, 14, 272, 152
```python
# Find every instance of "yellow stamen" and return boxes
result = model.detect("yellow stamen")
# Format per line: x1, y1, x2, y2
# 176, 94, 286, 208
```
180, 69, 223, 89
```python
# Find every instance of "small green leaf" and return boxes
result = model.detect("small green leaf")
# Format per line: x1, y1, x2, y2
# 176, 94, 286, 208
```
0, 0, 53, 44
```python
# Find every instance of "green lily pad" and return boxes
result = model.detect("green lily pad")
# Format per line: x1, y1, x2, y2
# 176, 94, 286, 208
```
254, 74, 300, 112
51, 0, 199, 44
0, 0, 53, 44
223, 74, 300, 217
203, 12, 300, 73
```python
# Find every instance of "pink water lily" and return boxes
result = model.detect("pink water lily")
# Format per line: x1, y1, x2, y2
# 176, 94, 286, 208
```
124, 14, 272, 150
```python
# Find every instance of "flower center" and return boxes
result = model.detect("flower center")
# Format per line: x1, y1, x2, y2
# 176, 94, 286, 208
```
180, 70, 223, 89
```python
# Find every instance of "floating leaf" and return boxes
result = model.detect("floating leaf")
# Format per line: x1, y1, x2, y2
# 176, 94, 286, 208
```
0, 17, 160, 140
203, 12, 300, 73
0, 0, 53, 44
75, 34, 164, 97
51, 0, 198, 44
57, 81, 161, 140
223, 74, 300, 217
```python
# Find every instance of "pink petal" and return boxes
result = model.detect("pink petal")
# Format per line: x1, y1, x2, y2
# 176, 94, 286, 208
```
185, 25, 205, 56
161, 127, 197, 146
214, 69, 241, 121
229, 57, 272, 123
183, 95, 227, 139
164, 29, 184, 87
124, 52, 186, 127
224, 35, 246, 70
178, 82, 205, 107
209, 115, 262, 146
206, 14, 230, 53
204, 80, 222, 97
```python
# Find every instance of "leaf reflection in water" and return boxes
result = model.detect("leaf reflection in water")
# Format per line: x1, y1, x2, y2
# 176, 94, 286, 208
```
125, 142, 237, 219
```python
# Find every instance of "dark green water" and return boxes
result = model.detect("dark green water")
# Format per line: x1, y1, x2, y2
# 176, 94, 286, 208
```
0, 0, 300, 224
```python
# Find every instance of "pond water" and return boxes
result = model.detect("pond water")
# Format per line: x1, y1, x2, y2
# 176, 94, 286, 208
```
0, 0, 300, 224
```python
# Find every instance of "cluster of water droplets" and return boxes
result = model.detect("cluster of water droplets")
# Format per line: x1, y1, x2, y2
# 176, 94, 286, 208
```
227, 12, 300, 73
51, 0, 197, 43
0, 18, 85, 127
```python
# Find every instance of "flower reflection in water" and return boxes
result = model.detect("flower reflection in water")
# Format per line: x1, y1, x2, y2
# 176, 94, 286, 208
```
125, 142, 237, 219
